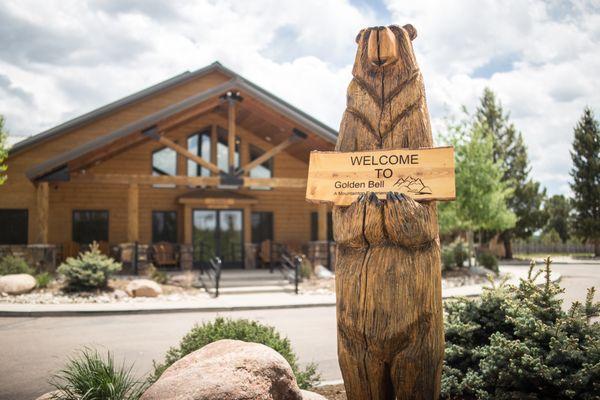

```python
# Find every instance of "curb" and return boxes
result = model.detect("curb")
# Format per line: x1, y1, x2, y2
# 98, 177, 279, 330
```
0, 301, 337, 318
0, 269, 562, 318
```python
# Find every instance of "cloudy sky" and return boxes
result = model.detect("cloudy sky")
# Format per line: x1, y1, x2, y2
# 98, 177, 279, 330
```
1, 0, 599, 195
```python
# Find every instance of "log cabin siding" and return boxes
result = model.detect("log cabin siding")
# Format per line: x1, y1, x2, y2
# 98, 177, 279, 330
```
2, 77, 323, 247
0, 70, 233, 243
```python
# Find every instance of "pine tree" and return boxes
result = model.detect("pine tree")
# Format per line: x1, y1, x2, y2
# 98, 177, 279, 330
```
544, 194, 572, 243
475, 88, 547, 258
0, 115, 8, 185
569, 107, 600, 257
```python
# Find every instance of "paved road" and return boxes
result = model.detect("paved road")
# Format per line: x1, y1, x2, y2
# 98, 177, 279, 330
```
0, 262, 597, 400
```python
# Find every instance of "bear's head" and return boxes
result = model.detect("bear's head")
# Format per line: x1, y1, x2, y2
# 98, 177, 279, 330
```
353, 24, 418, 81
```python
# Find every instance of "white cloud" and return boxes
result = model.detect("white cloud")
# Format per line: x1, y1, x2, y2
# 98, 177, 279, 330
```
0, 0, 598, 196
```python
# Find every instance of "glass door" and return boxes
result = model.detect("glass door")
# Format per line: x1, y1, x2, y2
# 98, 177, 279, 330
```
192, 209, 244, 269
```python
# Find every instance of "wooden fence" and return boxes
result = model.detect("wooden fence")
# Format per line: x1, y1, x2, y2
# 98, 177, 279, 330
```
513, 242, 595, 254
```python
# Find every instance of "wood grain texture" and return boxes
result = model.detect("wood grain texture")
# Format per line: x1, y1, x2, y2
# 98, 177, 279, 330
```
334, 24, 444, 400
36, 182, 49, 244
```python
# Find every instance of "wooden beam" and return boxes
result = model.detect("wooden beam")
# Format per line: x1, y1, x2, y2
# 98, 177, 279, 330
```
127, 183, 139, 242
318, 203, 328, 241
157, 135, 222, 175
68, 99, 222, 173
70, 173, 305, 188
158, 98, 222, 132
36, 182, 49, 244
228, 98, 237, 172
71, 173, 220, 186
237, 133, 303, 175
242, 177, 307, 188
210, 124, 218, 176
183, 205, 192, 245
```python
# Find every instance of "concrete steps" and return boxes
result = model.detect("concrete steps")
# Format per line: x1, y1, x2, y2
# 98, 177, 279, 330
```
202, 269, 296, 294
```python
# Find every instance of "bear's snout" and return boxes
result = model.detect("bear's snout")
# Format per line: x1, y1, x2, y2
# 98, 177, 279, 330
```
367, 26, 399, 67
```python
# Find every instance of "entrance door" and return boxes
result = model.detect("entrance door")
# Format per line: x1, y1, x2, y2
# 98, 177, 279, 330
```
192, 209, 244, 268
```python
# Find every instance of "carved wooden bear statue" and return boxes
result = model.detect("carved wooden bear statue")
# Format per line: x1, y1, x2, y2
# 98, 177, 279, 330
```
333, 24, 444, 400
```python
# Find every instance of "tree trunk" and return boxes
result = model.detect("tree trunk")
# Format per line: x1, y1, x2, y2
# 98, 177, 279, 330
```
595, 239, 600, 258
502, 232, 513, 259
467, 230, 474, 267
333, 25, 444, 400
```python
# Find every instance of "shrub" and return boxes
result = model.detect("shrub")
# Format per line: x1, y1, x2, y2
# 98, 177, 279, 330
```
476, 251, 498, 273
35, 272, 53, 288
49, 347, 148, 400
147, 265, 168, 285
152, 317, 320, 389
441, 239, 469, 270
57, 242, 122, 291
299, 256, 312, 279
0, 254, 33, 275
452, 240, 469, 267
441, 246, 455, 270
441, 258, 600, 399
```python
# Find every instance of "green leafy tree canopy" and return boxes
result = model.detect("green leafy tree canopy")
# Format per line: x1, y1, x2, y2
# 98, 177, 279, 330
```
439, 118, 516, 235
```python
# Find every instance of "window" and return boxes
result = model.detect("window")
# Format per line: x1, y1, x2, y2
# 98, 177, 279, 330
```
187, 130, 211, 177
310, 211, 333, 241
152, 211, 178, 243
216, 126, 240, 172
152, 146, 177, 188
72, 210, 109, 244
0, 209, 28, 244
251, 212, 274, 244
249, 144, 273, 190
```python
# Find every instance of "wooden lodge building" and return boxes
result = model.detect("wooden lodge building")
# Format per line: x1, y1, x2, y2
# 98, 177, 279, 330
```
0, 62, 336, 270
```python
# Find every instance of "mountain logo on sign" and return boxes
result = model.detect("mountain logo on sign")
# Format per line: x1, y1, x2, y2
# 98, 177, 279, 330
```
392, 176, 432, 195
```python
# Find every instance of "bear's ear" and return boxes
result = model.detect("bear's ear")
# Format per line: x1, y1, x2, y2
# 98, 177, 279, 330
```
403, 24, 417, 41
355, 29, 364, 44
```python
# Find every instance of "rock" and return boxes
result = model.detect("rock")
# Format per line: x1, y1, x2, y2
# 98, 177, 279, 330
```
301, 389, 328, 399
168, 272, 195, 288
141, 339, 303, 400
112, 289, 128, 300
314, 265, 334, 279
126, 279, 162, 297
34, 390, 61, 400
0, 274, 36, 294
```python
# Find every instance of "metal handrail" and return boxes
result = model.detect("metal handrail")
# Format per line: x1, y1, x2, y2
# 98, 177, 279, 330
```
198, 256, 222, 298
279, 248, 301, 295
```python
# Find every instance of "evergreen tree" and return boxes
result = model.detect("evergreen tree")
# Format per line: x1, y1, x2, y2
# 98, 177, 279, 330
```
0, 115, 8, 185
438, 120, 516, 262
569, 107, 600, 257
442, 258, 600, 399
475, 88, 547, 258
543, 194, 572, 243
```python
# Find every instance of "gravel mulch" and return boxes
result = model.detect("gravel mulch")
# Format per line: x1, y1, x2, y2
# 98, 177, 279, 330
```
313, 384, 347, 400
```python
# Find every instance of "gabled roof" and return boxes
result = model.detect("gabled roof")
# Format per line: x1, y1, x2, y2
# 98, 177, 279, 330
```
12, 61, 337, 157
20, 62, 339, 181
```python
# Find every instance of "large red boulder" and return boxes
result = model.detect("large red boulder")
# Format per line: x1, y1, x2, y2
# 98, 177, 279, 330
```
141, 339, 304, 400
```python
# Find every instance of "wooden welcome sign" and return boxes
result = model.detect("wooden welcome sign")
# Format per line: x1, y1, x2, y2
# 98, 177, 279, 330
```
306, 146, 455, 205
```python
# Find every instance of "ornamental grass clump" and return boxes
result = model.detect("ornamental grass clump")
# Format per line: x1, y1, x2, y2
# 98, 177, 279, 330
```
49, 348, 148, 400
151, 317, 320, 389
0, 254, 33, 275
442, 257, 600, 399
57, 242, 121, 291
